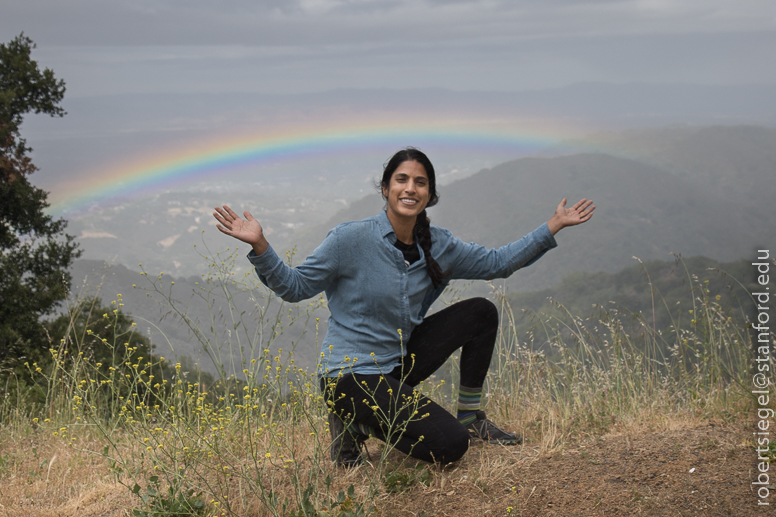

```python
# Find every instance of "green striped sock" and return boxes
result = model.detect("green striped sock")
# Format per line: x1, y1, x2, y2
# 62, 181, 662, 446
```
347, 422, 371, 437
456, 384, 482, 426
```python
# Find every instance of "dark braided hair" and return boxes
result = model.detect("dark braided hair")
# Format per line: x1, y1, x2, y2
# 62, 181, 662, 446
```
381, 148, 450, 288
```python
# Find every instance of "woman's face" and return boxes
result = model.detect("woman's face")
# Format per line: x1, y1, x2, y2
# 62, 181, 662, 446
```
382, 160, 431, 224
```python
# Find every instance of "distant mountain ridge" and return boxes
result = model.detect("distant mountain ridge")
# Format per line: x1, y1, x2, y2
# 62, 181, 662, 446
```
65, 124, 775, 290
506, 255, 758, 343
67, 252, 758, 372
293, 125, 775, 291
67, 259, 329, 373
548, 125, 776, 206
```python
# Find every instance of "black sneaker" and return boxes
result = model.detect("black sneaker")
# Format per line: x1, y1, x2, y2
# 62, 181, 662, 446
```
465, 411, 522, 445
328, 413, 368, 467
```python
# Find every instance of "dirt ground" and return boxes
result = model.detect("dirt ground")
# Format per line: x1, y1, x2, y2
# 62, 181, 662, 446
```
374, 421, 770, 517
0, 421, 770, 516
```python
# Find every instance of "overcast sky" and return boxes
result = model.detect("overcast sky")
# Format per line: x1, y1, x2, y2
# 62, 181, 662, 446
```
4, 0, 776, 215
4, 0, 776, 97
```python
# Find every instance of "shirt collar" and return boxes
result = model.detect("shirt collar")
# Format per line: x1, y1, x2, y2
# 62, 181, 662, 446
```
376, 210, 395, 238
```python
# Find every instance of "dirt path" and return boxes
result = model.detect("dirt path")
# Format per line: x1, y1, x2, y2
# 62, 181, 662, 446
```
376, 422, 768, 517
503, 423, 763, 516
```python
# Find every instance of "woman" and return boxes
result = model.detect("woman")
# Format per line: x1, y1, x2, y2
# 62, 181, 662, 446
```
213, 148, 594, 466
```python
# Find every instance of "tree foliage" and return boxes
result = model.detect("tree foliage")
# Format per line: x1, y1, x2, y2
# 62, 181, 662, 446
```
0, 33, 80, 368
505, 256, 757, 356
7, 297, 172, 409
45, 297, 157, 377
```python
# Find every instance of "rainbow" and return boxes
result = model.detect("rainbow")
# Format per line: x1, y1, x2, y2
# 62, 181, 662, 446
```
50, 118, 580, 215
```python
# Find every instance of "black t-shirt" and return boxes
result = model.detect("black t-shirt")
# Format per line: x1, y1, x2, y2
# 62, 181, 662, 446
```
394, 239, 420, 267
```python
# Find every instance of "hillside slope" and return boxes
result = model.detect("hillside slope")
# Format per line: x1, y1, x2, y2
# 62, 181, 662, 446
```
550, 125, 776, 206
295, 151, 772, 291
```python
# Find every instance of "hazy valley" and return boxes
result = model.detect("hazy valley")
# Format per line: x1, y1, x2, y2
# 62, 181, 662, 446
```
65, 124, 776, 369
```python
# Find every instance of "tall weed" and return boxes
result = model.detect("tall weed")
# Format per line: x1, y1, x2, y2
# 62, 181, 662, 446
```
2, 250, 767, 515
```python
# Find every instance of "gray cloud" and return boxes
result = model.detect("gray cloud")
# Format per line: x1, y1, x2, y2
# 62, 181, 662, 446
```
6, 0, 775, 216
3, 0, 775, 96
4, 0, 774, 46
22, 29, 774, 98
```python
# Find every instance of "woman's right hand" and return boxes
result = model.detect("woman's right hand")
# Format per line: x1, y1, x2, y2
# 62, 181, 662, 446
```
213, 205, 269, 255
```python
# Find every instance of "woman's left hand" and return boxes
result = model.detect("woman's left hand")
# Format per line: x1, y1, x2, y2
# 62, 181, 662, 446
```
547, 198, 595, 235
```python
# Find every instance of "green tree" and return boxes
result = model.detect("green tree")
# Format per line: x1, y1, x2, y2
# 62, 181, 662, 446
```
45, 297, 157, 377
44, 298, 174, 401
7, 297, 172, 409
1, 33, 80, 368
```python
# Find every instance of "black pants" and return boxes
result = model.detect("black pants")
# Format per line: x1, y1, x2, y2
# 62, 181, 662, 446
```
320, 297, 498, 464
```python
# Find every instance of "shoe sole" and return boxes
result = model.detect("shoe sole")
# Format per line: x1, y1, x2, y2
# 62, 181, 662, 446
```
469, 434, 523, 446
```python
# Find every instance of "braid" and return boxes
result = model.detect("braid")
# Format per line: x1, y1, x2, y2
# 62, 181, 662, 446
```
381, 148, 448, 287
414, 209, 449, 288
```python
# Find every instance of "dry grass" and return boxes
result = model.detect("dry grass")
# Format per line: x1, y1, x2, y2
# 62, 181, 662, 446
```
0, 410, 747, 517
0, 254, 768, 516
0, 434, 131, 516
0, 389, 749, 516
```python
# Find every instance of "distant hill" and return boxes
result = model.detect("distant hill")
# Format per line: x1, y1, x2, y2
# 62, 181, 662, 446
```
67, 253, 759, 373
64, 124, 775, 282
66, 259, 329, 374
293, 140, 774, 291
505, 256, 758, 345
65, 123, 775, 351
548, 125, 776, 206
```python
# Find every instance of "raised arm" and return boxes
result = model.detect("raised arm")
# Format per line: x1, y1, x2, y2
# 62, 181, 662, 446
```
546, 198, 595, 235
214, 204, 338, 302
442, 197, 595, 281
213, 205, 269, 256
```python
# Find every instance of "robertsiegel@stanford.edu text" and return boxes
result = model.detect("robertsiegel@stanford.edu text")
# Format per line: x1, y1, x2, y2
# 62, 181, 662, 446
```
752, 249, 773, 507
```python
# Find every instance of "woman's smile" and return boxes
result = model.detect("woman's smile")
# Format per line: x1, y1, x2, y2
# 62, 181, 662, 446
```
382, 160, 430, 225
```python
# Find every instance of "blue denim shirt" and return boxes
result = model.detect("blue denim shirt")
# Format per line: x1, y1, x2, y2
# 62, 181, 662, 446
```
247, 211, 557, 377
